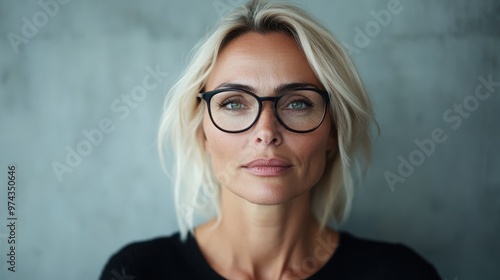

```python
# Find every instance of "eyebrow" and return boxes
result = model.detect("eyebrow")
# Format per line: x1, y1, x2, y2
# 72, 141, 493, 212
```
214, 82, 322, 94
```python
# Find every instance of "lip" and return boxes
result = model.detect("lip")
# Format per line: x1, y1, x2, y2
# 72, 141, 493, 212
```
242, 158, 292, 176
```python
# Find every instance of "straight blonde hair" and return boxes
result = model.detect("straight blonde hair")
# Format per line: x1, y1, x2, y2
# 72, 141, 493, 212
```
158, 0, 376, 241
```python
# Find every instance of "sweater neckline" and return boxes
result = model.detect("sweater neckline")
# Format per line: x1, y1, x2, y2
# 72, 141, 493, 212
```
184, 230, 347, 279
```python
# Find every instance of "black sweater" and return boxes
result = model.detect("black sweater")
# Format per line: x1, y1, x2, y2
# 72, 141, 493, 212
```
99, 231, 441, 279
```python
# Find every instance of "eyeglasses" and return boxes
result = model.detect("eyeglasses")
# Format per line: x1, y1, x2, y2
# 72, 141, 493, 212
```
198, 87, 330, 133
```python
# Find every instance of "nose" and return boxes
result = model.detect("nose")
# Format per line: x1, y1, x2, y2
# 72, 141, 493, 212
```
252, 102, 282, 145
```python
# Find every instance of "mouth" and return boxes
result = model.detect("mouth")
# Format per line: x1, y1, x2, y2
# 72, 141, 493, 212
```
242, 158, 293, 176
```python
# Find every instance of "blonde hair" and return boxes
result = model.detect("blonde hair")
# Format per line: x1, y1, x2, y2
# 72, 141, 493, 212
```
158, 0, 376, 241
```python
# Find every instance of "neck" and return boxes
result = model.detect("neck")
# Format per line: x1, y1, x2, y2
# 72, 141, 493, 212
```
195, 187, 335, 279
220, 186, 316, 259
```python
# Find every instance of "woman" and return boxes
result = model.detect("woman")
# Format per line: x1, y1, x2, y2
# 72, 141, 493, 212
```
100, 0, 441, 279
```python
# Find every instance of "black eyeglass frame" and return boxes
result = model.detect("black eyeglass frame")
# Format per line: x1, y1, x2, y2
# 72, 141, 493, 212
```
198, 87, 331, 133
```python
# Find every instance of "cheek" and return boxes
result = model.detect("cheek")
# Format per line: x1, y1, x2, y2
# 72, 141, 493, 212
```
297, 128, 334, 182
202, 113, 212, 153
324, 115, 337, 152
203, 110, 225, 156
203, 115, 237, 175
203, 115, 221, 163
205, 137, 244, 188
303, 142, 328, 171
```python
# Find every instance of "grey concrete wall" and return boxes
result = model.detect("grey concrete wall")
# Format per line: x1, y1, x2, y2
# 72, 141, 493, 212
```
0, 0, 498, 279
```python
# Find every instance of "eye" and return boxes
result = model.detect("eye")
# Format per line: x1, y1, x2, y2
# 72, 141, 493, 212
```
218, 98, 246, 110
285, 99, 312, 110
225, 102, 243, 109
288, 101, 307, 109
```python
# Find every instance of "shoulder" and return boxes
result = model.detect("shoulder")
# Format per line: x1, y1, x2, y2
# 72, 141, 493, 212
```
318, 231, 441, 279
98, 232, 189, 280
340, 232, 431, 263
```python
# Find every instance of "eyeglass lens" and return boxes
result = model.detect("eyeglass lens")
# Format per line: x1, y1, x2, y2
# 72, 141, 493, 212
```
208, 89, 326, 132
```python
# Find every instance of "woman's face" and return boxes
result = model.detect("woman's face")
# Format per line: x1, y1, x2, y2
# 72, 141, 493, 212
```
203, 32, 336, 205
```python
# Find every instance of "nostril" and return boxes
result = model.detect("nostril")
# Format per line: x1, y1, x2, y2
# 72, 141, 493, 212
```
256, 136, 279, 145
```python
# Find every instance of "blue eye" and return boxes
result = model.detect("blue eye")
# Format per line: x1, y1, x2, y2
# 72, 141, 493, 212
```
218, 98, 247, 111
225, 102, 243, 109
289, 101, 306, 109
286, 99, 311, 110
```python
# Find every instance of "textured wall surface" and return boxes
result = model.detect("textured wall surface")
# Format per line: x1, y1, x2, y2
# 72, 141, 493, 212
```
0, 0, 499, 279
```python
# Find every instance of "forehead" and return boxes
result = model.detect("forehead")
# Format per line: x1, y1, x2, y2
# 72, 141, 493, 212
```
206, 32, 322, 91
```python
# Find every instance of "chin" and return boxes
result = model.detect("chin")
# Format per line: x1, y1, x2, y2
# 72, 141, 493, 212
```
230, 182, 307, 206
